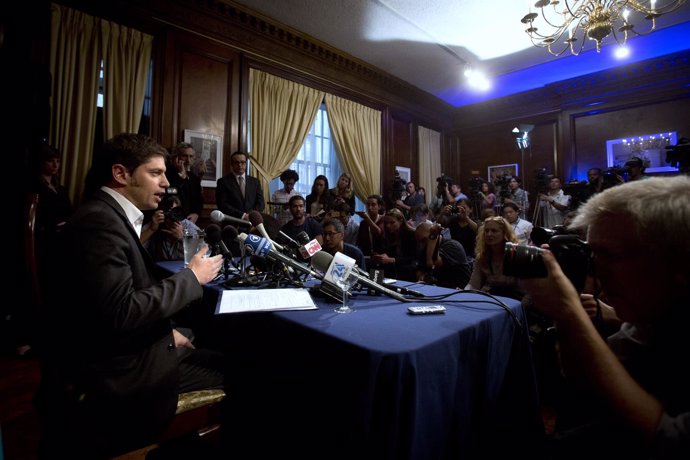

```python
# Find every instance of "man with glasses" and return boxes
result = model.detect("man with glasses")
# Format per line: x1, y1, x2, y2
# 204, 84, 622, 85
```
216, 151, 264, 221
321, 218, 366, 270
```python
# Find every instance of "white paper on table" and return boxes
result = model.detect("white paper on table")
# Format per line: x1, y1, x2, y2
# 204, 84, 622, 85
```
217, 288, 317, 314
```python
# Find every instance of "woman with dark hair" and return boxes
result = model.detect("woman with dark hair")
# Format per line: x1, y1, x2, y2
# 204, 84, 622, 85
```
479, 181, 497, 213
32, 142, 73, 247
355, 194, 385, 256
371, 208, 417, 282
305, 175, 333, 221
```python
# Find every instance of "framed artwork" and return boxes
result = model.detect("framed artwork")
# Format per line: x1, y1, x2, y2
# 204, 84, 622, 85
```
395, 166, 411, 184
183, 130, 223, 187
606, 132, 678, 173
487, 163, 518, 184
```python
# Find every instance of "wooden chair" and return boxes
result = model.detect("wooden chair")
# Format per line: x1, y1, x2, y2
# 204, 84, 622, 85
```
112, 388, 226, 460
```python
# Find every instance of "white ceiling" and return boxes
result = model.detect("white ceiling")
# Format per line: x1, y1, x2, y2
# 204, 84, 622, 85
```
232, 0, 690, 107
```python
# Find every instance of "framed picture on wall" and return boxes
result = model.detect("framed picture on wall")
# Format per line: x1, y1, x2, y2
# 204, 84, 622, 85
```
183, 130, 223, 187
395, 166, 411, 184
487, 163, 518, 184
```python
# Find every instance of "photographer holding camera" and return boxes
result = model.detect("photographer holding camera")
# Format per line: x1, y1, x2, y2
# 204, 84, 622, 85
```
141, 193, 201, 261
521, 176, 690, 459
538, 176, 571, 229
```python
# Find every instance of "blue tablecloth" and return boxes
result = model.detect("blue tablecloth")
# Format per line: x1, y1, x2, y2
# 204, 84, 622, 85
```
159, 260, 544, 459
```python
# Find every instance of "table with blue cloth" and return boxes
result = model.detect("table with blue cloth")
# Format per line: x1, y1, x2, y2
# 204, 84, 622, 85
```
158, 260, 544, 459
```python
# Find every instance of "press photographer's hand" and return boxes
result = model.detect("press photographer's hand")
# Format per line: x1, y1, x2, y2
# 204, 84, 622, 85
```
522, 246, 582, 322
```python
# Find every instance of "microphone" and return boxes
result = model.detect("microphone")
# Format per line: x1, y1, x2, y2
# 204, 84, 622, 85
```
293, 230, 321, 259
221, 225, 239, 249
237, 233, 323, 280
295, 231, 310, 245
311, 252, 406, 302
382, 283, 424, 298
204, 224, 231, 257
210, 210, 252, 228
248, 211, 284, 251
278, 231, 300, 249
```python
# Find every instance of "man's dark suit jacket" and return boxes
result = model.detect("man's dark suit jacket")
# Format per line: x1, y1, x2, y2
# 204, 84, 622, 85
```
40, 189, 203, 455
216, 173, 264, 218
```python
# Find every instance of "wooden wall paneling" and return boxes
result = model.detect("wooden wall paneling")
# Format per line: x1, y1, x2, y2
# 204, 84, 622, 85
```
157, 30, 242, 212
385, 114, 415, 202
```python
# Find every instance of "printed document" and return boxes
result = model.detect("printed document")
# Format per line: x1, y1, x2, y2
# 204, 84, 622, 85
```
218, 288, 317, 314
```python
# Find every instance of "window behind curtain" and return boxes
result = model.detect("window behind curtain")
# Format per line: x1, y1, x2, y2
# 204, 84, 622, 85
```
94, 59, 153, 147
269, 104, 341, 198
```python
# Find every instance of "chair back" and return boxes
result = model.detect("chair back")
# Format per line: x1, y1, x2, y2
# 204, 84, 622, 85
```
25, 193, 41, 307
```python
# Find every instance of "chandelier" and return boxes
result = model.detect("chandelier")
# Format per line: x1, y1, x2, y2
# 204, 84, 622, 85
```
521, 0, 687, 56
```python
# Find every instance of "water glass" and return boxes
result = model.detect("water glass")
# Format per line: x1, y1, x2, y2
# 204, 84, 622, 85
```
183, 229, 206, 267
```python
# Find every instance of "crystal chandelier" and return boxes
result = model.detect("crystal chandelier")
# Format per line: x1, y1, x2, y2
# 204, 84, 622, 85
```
521, 0, 687, 56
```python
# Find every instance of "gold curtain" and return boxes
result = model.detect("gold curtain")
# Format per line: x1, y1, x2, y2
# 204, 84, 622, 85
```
324, 94, 381, 201
49, 3, 100, 204
101, 21, 153, 139
249, 69, 325, 205
49, 3, 152, 204
418, 126, 442, 203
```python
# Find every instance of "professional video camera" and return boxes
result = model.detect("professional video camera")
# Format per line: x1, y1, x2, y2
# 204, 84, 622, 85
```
392, 169, 407, 201
467, 176, 484, 200
436, 174, 453, 192
665, 137, 690, 173
503, 232, 591, 292
159, 186, 186, 222
601, 166, 626, 188
493, 174, 512, 199
534, 168, 550, 194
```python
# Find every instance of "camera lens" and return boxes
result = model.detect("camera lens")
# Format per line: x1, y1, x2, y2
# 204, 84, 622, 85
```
166, 207, 186, 222
503, 242, 547, 278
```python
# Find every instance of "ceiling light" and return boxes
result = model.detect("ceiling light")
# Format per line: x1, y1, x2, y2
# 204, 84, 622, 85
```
521, 0, 687, 56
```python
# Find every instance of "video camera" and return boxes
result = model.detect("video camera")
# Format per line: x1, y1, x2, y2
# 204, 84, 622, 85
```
159, 186, 186, 222
534, 168, 550, 194
503, 230, 591, 292
493, 174, 512, 199
392, 169, 407, 201
665, 137, 690, 173
436, 174, 453, 190
467, 176, 484, 199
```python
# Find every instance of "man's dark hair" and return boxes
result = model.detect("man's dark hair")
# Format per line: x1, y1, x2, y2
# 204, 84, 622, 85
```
330, 201, 351, 215
502, 202, 520, 213
288, 194, 305, 206
85, 133, 168, 198
172, 142, 194, 157
280, 169, 299, 183
231, 151, 248, 161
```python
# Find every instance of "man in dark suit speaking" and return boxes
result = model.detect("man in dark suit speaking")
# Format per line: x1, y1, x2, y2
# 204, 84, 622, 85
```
215, 151, 264, 221
37, 133, 225, 458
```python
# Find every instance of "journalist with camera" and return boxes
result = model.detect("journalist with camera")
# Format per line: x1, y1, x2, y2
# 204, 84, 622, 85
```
517, 176, 690, 459
140, 191, 202, 261
436, 197, 477, 259
537, 176, 571, 229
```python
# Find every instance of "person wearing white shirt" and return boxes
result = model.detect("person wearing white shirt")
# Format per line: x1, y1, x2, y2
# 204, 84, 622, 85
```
502, 202, 533, 245
538, 177, 571, 229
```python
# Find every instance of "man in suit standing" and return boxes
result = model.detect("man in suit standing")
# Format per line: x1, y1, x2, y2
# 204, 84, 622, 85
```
216, 151, 264, 220
38, 133, 225, 458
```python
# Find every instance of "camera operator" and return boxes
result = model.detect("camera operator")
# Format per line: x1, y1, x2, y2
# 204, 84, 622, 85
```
624, 156, 650, 182
141, 194, 201, 261
522, 176, 690, 459
395, 181, 424, 218
538, 176, 571, 229
436, 198, 477, 259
